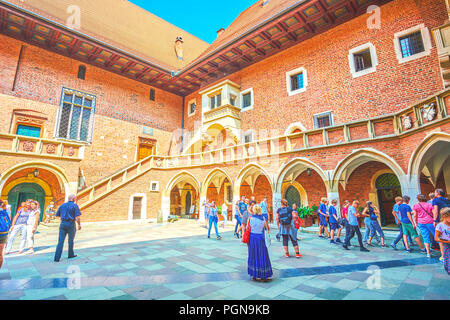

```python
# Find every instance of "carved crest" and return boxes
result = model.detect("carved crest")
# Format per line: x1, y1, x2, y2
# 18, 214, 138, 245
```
46, 144, 56, 154
402, 115, 412, 130
422, 102, 436, 122
22, 141, 34, 152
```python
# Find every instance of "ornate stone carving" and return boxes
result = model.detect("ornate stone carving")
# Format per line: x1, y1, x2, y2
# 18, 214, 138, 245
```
46, 144, 56, 154
22, 141, 34, 152
422, 102, 436, 121
68, 146, 75, 156
402, 115, 412, 130
155, 158, 162, 167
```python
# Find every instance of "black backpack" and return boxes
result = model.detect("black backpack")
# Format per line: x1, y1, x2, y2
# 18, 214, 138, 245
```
278, 207, 292, 226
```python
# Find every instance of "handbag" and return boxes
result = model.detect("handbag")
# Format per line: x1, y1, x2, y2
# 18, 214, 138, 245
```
294, 217, 301, 229
242, 217, 251, 244
265, 232, 271, 247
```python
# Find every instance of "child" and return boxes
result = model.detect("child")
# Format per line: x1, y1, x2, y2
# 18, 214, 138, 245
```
328, 200, 342, 244
435, 208, 450, 275
318, 198, 330, 239
398, 196, 425, 253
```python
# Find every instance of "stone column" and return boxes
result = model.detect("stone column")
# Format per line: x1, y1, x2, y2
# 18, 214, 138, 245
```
161, 196, 171, 223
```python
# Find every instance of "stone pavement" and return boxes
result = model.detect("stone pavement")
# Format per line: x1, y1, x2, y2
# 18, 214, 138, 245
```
0, 220, 448, 300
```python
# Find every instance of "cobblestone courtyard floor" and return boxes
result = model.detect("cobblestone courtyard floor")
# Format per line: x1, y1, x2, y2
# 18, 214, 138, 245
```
0, 220, 448, 300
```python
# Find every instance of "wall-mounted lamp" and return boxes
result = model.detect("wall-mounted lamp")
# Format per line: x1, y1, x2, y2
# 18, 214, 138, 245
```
33, 169, 40, 178
306, 168, 312, 176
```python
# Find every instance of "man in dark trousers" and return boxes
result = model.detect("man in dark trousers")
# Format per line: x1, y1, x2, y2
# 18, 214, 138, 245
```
54, 195, 82, 262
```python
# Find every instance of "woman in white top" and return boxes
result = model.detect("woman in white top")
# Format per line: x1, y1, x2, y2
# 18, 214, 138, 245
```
26, 200, 40, 254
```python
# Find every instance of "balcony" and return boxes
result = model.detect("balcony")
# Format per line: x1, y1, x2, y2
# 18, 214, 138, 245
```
0, 133, 85, 160
203, 103, 242, 127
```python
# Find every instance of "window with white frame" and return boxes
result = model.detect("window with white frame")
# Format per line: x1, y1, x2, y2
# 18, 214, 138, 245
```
150, 181, 159, 192
56, 88, 96, 142
394, 24, 431, 63
286, 67, 308, 96
313, 112, 333, 129
348, 43, 378, 78
188, 99, 196, 116
243, 130, 254, 143
209, 92, 222, 110
240, 88, 254, 111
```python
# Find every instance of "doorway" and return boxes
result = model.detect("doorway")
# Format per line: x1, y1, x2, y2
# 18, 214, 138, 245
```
285, 185, 301, 207
137, 137, 156, 161
132, 196, 143, 220
185, 191, 192, 215
8, 183, 46, 221
376, 173, 402, 226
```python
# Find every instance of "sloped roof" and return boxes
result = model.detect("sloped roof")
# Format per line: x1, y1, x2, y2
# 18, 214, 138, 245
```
185, 0, 304, 68
6, 0, 210, 70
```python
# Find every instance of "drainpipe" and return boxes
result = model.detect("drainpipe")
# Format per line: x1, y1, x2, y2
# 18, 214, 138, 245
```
180, 96, 185, 154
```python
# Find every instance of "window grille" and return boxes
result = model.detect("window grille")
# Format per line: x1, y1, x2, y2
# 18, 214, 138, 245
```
399, 31, 425, 58
57, 89, 96, 142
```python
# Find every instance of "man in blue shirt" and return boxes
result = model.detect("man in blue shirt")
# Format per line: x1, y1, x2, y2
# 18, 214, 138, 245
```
343, 200, 369, 252
432, 189, 449, 225
328, 200, 342, 244
54, 195, 82, 262
260, 197, 269, 222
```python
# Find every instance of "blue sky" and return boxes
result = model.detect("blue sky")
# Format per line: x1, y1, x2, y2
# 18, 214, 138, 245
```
129, 0, 258, 44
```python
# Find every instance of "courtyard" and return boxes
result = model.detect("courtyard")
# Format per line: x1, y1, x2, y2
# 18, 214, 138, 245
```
0, 220, 448, 300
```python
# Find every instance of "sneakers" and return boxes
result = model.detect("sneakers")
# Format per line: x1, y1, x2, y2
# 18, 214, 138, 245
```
284, 253, 290, 258
336, 238, 342, 244
420, 248, 427, 254
427, 253, 431, 258
406, 248, 412, 253
360, 248, 370, 252
217, 236, 222, 240
330, 240, 336, 245
391, 244, 398, 250
343, 245, 350, 251
295, 253, 302, 258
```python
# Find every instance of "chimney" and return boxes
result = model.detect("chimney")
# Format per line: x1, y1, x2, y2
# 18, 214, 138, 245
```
261, 0, 270, 7
216, 28, 225, 38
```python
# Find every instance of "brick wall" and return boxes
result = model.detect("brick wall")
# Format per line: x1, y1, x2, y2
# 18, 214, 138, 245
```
183, 0, 446, 139
0, 34, 183, 184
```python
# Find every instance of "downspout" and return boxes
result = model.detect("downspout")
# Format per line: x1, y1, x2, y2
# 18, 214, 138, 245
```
180, 96, 185, 154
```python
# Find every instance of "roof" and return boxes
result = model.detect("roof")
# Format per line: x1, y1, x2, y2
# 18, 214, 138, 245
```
186, 0, 305, 68
6, 0, 210, 70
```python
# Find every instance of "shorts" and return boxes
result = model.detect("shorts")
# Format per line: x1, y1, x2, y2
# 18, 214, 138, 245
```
402, 223, 418, 238
319, 216, 328, 227
330, 222, 341, 231
0, 236, 7, 244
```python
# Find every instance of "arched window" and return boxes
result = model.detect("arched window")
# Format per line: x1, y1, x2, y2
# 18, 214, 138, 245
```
77, 65, 86, 80
285, 185, 301, 207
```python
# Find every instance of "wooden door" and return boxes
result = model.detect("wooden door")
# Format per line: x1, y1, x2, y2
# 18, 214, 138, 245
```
132, 197, 143, 220
138, 144, 154, 161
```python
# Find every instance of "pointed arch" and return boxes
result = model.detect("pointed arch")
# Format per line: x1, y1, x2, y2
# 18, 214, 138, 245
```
200, 168, 233, 198
234, 163, 273, 196
275, 157, 329, 194
164, 170, 201, 197
284, 121, 307, 135
332, 148, 405, 191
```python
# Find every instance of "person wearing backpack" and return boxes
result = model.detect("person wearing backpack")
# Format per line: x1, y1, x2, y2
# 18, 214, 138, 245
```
413, 194, 436, 258
276, 199, 301, 258
0, 200, 12, 269
432, 189, 449, 261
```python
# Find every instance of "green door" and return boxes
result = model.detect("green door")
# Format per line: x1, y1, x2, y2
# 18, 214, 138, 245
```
8, 183, 46, 221
285, 186, 301, 208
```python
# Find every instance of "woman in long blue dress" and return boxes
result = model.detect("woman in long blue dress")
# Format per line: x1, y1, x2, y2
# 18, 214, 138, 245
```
248, 205, 273, 281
